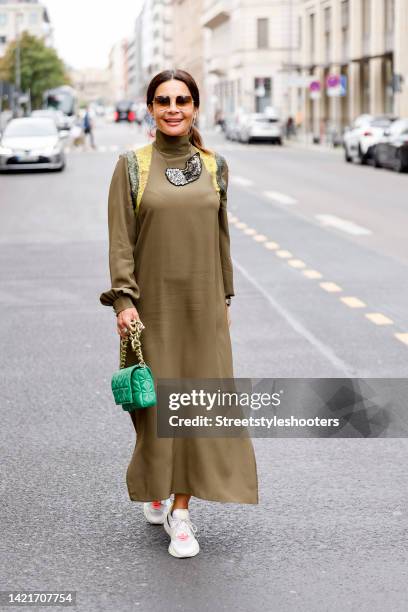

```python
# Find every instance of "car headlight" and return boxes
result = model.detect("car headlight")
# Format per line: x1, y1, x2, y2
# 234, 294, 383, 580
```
0, 146, 13, 155
36, 144, 62, 156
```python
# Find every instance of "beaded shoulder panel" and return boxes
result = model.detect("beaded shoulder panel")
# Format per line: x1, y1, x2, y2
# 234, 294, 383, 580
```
191, 146, 227, 202
124, 144, 153, 215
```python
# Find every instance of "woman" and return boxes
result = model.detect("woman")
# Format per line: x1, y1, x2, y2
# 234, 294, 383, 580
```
100, 69, 259, 558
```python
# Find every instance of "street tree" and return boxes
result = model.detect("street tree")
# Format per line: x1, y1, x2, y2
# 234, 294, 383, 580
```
0, 32, 71, 109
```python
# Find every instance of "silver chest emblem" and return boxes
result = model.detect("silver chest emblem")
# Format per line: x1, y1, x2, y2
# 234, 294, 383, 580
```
165, 152, 202, 186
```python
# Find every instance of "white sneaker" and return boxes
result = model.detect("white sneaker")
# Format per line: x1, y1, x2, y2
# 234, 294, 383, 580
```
163, 507, 200, 558
143, 499, 172, 525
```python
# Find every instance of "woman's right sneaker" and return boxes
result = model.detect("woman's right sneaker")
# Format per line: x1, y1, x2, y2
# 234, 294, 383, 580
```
143, 499, 172, 525
163, 507, 200, 558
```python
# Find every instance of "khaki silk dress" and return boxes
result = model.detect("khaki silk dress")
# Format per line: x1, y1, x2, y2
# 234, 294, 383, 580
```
100, 128, 259, 504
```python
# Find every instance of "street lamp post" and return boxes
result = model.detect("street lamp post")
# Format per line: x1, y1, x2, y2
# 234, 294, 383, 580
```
14, 11, 23, 118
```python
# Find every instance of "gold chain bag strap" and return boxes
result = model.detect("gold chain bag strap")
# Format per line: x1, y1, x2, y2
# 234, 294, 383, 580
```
111, 319, 157, 412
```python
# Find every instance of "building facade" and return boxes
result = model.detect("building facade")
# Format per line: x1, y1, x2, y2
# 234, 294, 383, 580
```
0, 0, 52, 58
108, 39, 129, 102
201, 0, 301, 127
298, 0, 408, 139
171, 0, 206, 125
69, 67, 111, 106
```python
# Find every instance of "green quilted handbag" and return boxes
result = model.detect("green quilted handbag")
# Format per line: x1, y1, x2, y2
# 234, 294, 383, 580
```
111, 319, 156, 412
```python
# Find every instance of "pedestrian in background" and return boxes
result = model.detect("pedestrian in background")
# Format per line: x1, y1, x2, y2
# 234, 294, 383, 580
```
83, 106, 95, 149
100, 68, 259, 559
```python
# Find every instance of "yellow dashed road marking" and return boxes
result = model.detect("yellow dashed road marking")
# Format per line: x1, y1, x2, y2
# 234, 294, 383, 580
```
253, 234, 267, 242
276, 250, 292, 258
395, 333, 408, 345
303, 269, 323, 279
264, 241, 279, 250
320, 282, 342, 292
365, 313, 393, 325
236, 222, 247, 229
288, 259, 306, 269
340, 297, 366, 308
244, 228, 257, 235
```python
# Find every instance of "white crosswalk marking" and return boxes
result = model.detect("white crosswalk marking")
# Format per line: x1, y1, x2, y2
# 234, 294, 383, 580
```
263, 191, 297, 205
315, 214, 372, 236
230, 176, 254, 187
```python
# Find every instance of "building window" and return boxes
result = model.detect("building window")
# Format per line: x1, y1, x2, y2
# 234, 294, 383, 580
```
362, 0, 371, 55
29, 11, 38, 24
0, 12, 7, 25
254, 77, 272, 113
324, 6, 331, 64
309, 12, 315, 64
384, 0, 395, 51
257, 18, 268, 49
298, 16, 302, 50
0, 34, 6, 44
341, 0, 349, 62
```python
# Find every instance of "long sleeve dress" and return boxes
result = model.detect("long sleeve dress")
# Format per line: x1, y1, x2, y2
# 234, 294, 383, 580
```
100, 128, 259, 504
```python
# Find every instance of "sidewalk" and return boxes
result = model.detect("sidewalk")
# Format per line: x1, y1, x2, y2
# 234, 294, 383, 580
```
284, 136, 344, 155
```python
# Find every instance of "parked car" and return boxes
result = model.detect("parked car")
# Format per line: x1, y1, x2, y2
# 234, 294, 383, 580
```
372, 118, 408, 173
343, 114, 397, 164
114, 100, 136, 122
31, 108, 72, 132
0, 117, 66, 171
224, 116, 240, 141
238, 113, 283, 144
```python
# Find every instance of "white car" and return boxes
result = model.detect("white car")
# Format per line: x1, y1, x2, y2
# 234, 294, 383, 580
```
0, 117, 66, 171
238, 113, 282, 144
31, 108, 73, 132
343, 114, 396, 164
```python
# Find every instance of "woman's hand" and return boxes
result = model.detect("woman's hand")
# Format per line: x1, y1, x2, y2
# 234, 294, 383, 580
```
117, 307, 142, 339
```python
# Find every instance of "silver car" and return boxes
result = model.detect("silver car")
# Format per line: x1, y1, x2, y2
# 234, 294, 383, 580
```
0, 117, 66, 171
31, 108, 73, 132
239, 113, 283, 145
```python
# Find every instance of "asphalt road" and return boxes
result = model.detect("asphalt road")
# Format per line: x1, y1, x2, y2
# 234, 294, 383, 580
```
1, 119, 407, 612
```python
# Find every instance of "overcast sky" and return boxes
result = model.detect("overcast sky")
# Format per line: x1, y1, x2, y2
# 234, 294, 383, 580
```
43, 0, 143, 70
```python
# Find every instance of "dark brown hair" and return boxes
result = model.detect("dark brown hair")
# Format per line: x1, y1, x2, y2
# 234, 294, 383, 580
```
146, 69, 212, 154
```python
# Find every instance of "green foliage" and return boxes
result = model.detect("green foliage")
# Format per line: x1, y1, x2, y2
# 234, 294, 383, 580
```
0, 32, 71, 108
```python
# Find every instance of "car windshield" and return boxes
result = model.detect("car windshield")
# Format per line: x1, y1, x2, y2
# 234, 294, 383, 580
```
252, 116, 279, 123
32, 110, 56, 117
391, 120, 408, 134
4, 119, 57, 137
117, 101, 131, 111
371, 117, 393, 127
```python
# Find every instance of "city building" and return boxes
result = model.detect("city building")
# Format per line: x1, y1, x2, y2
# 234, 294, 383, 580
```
298, 0, 408, 140
127, 0, 173, 102
201, 0, 301, 127
171, 0, 206, 125
69, 67, 111, 106
108, 38, 129, 102
0, 0, 53, 58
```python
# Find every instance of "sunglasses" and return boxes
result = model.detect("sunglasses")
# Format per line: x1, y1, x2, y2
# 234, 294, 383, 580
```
153, 95, 193, 109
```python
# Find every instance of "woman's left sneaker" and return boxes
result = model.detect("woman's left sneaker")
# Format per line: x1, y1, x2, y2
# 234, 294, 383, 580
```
143, 499, 172, 525
163, 508, 200, 558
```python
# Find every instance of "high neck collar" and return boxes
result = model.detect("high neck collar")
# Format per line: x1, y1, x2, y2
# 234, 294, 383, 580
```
153, 127, 192, 156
